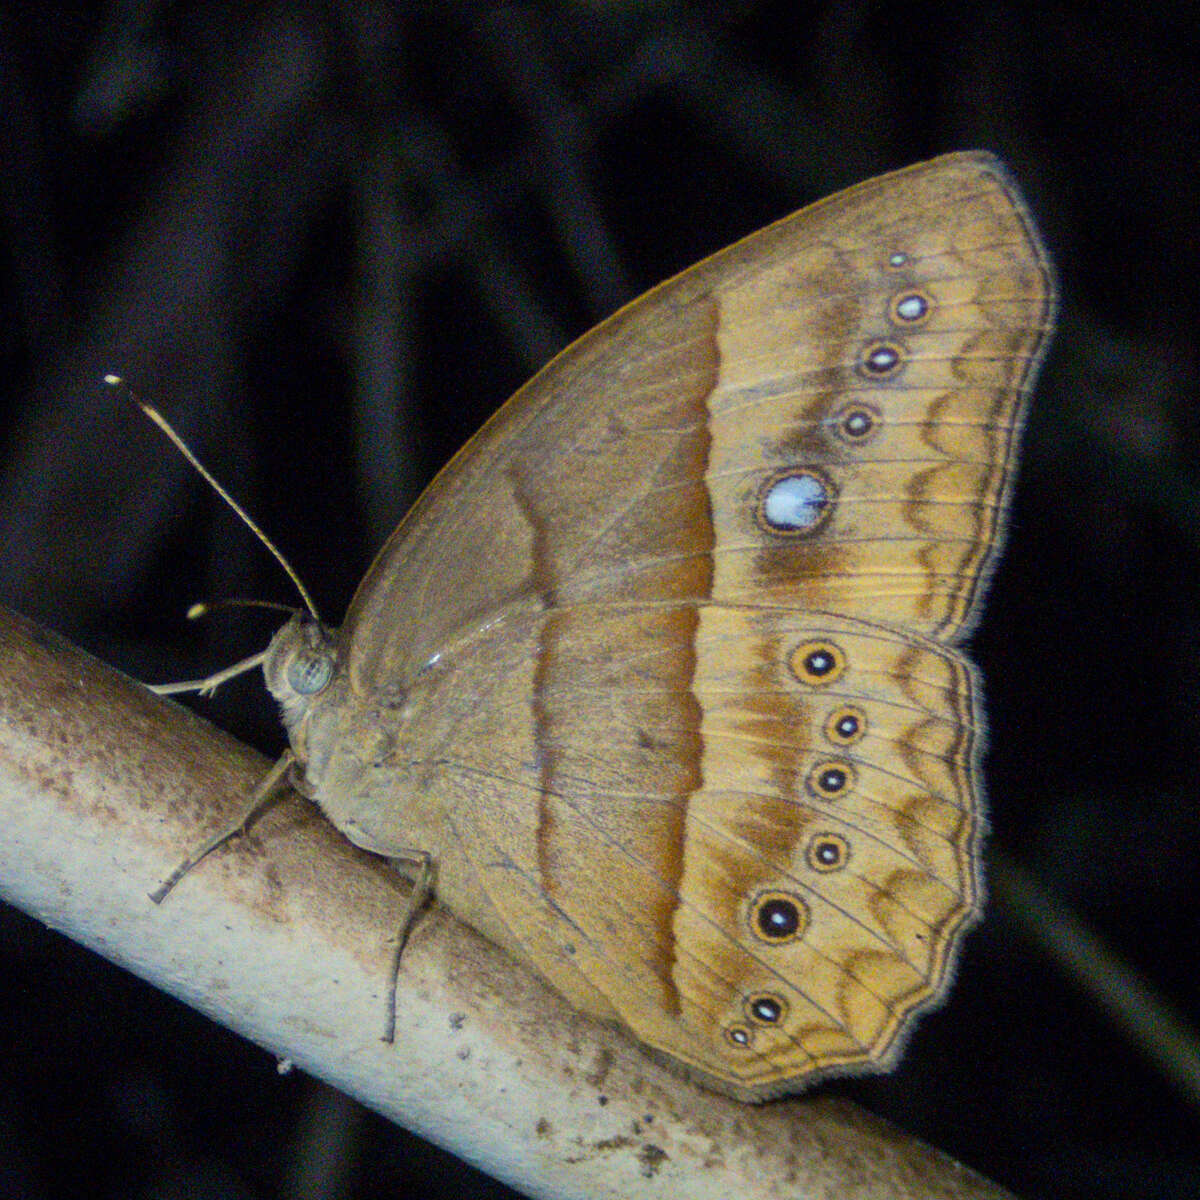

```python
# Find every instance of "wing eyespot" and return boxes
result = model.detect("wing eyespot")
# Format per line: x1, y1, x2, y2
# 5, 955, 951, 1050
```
807, 758, 856, 799
858, 340, 905, 379
824, 704, 867, 745
806, 833, 851, 873
745, 993, 788, 1026
830, 400, 881, 445
788, 639, 847, 686
725, 1025, 755, 1049
754, 467, 836, 537
748, 892, 809, 943
889, 288, 933, 326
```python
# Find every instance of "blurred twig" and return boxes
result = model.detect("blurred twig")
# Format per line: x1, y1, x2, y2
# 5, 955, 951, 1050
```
991, 852, 1200, 1110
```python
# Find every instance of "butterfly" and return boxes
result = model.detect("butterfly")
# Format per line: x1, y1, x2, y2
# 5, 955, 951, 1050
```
165, 150, 1056, 1099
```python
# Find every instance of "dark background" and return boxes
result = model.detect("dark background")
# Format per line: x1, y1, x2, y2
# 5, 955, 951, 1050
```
1, 3, 1197, 1198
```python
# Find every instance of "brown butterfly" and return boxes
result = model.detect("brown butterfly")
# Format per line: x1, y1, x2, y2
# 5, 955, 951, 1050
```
161, 150, 1056, 1100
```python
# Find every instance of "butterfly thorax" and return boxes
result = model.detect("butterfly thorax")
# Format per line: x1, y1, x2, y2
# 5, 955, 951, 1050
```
262, 614, 398, 846
262, 612, 468, 869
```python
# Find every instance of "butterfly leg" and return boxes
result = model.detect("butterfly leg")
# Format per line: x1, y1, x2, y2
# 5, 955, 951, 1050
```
148, 751, 295, 903
146, 648, 271, 697
371, 847, 435, 1044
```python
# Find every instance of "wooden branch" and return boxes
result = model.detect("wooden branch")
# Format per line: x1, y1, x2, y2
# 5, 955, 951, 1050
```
0, 604, 1016, 1200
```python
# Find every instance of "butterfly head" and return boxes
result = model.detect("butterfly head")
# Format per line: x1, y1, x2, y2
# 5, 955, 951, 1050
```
262, 612, 343, 762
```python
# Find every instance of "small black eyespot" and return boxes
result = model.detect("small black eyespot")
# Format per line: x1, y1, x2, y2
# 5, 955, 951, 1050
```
821, 767, 845, 791
860, 341, 904, 377
807, 833, 851, 873
833, 402, 881, 443
753, 896, 803, 941
725, 1025, 754, 1049
747, 994, 786, 1025
891, 289, 931, 324
809, 760, 855, 798
789, 640, 847, 686
825, 705, 867, 745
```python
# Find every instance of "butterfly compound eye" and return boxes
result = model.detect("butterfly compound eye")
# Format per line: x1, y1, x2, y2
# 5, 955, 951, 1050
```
287, 649, 334, 695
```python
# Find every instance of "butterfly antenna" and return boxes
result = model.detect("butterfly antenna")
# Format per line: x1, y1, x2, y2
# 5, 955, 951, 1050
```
105, 374, 321, 622
187, 599, 298, 620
